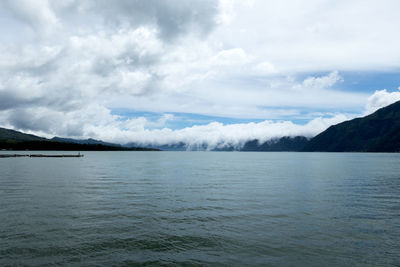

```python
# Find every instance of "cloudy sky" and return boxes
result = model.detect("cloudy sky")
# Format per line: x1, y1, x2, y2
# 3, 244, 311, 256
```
1, 0, 400, 148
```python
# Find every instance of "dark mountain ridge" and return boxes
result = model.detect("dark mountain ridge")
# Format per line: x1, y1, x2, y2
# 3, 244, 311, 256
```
304, 100, 400, 152
0, 128, 46, 142
213, 136, 309, 151
126, 142, 188, 151
240, 136, 309, 151
0, 127, 157, 151
52, 137, 121, 147
127, 137, 309, 151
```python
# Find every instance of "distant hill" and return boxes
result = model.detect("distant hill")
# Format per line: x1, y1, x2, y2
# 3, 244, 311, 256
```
240, 136, 309, 151
0, 127, 158, 151
131, 137, 308, 151
0, 128, 46, 142
304, 100, 400, 152
52, 137, 122, 147
127, 138, 309, 151
126, 142, 188, 151
212, 136, 309, 151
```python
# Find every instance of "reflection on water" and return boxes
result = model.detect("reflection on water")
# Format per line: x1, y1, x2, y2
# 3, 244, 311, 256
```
1, 152, 399, 266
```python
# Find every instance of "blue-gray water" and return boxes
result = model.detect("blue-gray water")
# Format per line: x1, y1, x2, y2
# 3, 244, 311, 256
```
1, 152, 399, 266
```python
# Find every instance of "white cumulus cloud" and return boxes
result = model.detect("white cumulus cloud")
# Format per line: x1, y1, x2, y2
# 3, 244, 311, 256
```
0, 0, 399, 149
365, 87, 400, 114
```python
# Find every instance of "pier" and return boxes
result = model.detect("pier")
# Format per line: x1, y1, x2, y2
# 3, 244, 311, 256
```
0, 154, 84, 158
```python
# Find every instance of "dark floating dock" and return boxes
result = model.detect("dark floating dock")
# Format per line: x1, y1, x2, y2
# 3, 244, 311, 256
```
0, 154, 84, 158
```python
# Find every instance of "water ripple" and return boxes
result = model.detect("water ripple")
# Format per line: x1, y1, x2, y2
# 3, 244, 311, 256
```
1, 151, 400, 266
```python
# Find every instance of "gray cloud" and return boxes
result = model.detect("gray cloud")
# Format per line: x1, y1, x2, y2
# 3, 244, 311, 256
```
7, 108, 51, 132
1, 0, 219, 41
0, 0, 219, 112
1, 0, 398, 145
78, 0, 219, 41
0, 91, 37, 111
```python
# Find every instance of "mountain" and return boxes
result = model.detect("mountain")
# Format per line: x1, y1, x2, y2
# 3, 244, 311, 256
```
304, 101, 400, 152
52, 137, 122, 147
125, 142, 190, 151
240, 136, 309, 151
127, 138, 309, 151
212, 136, 309, 151
129, 142, 217, 151
0, 128, 46, 142
0, 127, 158, 151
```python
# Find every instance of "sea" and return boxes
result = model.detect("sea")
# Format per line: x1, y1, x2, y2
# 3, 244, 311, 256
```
1, 151, 399, 266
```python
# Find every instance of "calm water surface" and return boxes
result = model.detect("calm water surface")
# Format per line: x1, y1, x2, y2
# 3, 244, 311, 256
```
0, 152, 399, 266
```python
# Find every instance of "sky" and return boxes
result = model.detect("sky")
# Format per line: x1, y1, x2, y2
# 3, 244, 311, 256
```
1, 0, 400, 149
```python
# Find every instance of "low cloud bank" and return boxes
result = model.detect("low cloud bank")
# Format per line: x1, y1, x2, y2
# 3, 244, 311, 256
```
89, 114, 350, 150
107, 88, 400, 149
0, 105, 350, 150
2, 87, 400, 150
